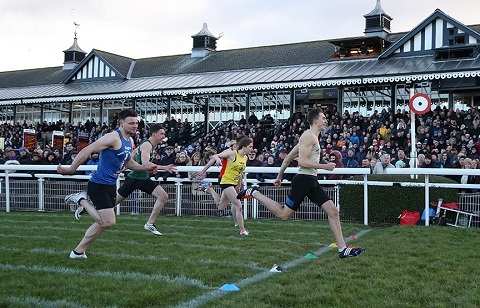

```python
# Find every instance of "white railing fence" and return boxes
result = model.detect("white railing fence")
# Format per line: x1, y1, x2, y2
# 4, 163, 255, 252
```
0, 165, 479, 227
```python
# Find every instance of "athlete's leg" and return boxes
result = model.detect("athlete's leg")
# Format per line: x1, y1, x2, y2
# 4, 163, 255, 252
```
231, 204, 239, 227
78, 198, 102, 223
73, 207, 116, 253
223, 187, 245, 231
147, 185, 168, 224
252, 191, 295, 220
321, 200, 346, 248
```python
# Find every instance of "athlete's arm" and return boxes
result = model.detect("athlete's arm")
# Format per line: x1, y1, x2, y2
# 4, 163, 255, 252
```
57, 131, 117, 174
298, 132, 335, 171
125, 137, 158, 174
274, 146, 299, 187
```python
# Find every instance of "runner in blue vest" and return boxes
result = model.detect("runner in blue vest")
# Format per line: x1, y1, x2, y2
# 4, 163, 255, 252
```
58, 109, 158, 259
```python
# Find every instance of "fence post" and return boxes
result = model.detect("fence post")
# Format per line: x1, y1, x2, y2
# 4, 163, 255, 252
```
116, 177, 121, 215
5, 173, 10, 213
363, 174, 368, 226
424, 175, 430, 226
175, 181, 182, 216
38, 177, 44, 211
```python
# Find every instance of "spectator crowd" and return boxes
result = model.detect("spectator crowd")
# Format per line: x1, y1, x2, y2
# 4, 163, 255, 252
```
2, 105, 480, 189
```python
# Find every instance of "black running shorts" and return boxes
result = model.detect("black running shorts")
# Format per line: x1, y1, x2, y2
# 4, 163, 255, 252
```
87, 181, 116, 210
285, 174, 331, 211
117, 176, 158, 198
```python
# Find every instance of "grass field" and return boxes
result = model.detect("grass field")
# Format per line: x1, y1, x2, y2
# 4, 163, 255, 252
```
1, 211, 479, 307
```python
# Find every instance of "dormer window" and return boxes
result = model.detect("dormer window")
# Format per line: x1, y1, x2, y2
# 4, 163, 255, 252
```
435, 46, 476, 60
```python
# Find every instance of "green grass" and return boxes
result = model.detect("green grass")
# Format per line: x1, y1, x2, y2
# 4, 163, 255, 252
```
0, 211, 479, 307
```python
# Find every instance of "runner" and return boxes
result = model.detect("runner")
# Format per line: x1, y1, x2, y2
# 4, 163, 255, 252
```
237, 109, 364, 258
58, 109, 158, 258
195, 137, 254, 235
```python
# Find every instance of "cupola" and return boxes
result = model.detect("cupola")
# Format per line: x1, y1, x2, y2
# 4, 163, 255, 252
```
191, 23, 218, 58
364, 0, 392, 38
62, 23, 86, 70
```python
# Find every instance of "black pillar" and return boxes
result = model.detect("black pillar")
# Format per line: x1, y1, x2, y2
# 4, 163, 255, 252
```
167, 98, 171, 119
99, 100, 104, 125
204, 96, 209, 135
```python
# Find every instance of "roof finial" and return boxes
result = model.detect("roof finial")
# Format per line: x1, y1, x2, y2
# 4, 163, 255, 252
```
73, 21, 80, 38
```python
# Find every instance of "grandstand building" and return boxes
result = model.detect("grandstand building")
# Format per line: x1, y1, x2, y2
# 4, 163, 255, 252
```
1, 0, 480, 138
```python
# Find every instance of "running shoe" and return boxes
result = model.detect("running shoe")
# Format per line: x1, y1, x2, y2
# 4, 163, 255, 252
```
236, 187, 259, 199
269, 264, 286, 272
74, 205, 86, 220
144, 223, 162, 236
339, 247, 364, 258
69, 250, 87, 259
195, 181, 212, 192
65, 191, 88, 205
240, 229, 249, 236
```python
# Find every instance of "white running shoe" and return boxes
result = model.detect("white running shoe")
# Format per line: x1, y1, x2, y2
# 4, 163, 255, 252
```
270, 264, 286, 273
240, 229, 249, 236
144, 223, 162, 236
69, 250, 87, 259
74, 205, 85, 220
65, 191, 88, 205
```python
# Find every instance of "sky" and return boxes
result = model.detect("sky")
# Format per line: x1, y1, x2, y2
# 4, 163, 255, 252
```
0, 0, 478, 72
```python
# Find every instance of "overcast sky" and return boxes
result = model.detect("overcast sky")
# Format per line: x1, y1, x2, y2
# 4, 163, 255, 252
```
0, 0, 478, 72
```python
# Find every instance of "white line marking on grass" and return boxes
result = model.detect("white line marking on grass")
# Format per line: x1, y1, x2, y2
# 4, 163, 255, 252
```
0, 221, 322, 241
4, 296, 84, 308
0, 263, 212, 289
0, 247, 267, 272
172, 229, 371, 308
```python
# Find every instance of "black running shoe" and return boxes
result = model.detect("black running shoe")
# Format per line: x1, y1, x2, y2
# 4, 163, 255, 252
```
236, 187, 259, 199
339, 247, 364, 258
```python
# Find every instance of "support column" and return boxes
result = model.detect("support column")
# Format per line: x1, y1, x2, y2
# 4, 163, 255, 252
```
245, 92, 251, 121
167, 97, 172, 119
68, 102, 73, 124
99, 100, 104, 125
40, 104, 44, 123
289, 90, 295, 114
204, 96, 209, 135
13, 104, 17, 125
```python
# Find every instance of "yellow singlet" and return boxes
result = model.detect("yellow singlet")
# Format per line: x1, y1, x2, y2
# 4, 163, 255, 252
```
220, 150, 246, 185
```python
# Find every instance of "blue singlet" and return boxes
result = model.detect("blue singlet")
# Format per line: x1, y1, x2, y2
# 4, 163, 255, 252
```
90, 130, 133, 185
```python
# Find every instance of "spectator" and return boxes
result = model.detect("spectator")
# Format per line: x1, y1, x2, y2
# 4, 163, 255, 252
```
18, 147, 30, 165
85, 152, 100, 176
395, 160, 406, 168
416, 154, 426, 168
4, 147, 19, 162
246, 150, 263, 181
361, 158, 370, 168
248, 112, 258, 126
275, 148, 288, 167
373, 153, 394, 174
354, 145, 367, 164
258, 154, 278, 184
325, 150, 344, 182
369, 158, 377, 173
157, 145, 176, 180
45, 151, 60, 166
393, 149, 410, 168
188, 152, 203, 181
459, 158, 480, 193
62, 142, 75, 164
343, 148, 359, 169
239, 115, 247, 126
174, 152, 190, 178
26, 151, 44, 177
